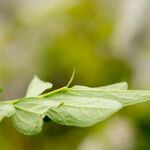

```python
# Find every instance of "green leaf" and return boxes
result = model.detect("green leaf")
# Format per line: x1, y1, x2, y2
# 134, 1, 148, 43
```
100, 82, 128, 90
46, 82, 150, 127
8, 83, 150, 134
12, 97, 61, 135
70, 87, 150, 106
12, 108, 43, 135
0, 103, 15, 121
10, 82, 129, 133
47, 91, 123, 127
104, 90, 150, 106
0, 73, 150, 135
73, 82, 128, 90
26, 75, 53, 97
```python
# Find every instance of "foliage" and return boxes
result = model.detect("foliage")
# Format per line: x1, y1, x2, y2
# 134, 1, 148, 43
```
0, 71, 150, 135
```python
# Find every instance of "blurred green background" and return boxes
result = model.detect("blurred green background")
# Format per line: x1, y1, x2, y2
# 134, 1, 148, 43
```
0, 0, 150, 150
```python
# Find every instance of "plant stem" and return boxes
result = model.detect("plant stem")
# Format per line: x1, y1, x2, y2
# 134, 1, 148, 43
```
0, 99, 19, 104
0, 86, 69, 104
39, 86, 68, 98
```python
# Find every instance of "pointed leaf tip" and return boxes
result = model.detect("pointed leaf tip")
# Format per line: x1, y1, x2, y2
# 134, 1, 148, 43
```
66, 68, 75, 87
0, 103, 15, 122
100, 82, 128, 90
26, 75, 53, 97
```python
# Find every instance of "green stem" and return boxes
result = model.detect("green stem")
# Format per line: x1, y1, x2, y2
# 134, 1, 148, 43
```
1, 99, 19, 104
0, 87, 68, 105
39, 86, 68, 98
38, 69, 75, 98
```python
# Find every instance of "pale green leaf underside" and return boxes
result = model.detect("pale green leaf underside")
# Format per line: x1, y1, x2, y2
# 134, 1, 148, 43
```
99, 82, 128, 90
0, 103, 15, 121
73, 82, 128, 90
47, 95, 122, 127
46, 82, 150, 127
12, 82, 122, 135
12, 98, 61, 135
47, 82, 126, 127
0, 76, 150, 135
70, 87, 150, 106
26, 75, 53, 97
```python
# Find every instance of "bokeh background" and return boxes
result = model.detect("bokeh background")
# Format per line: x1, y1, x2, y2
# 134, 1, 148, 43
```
0, 0, 150, 150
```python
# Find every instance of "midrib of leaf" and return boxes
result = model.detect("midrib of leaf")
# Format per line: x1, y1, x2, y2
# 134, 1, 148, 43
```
14, 105, 39, 115
69, 88, 150, 106
14, 100, 63, 115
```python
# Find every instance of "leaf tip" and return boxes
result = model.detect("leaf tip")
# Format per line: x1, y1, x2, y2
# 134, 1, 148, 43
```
66, 68, 75, 87
26, 75, 53, 97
